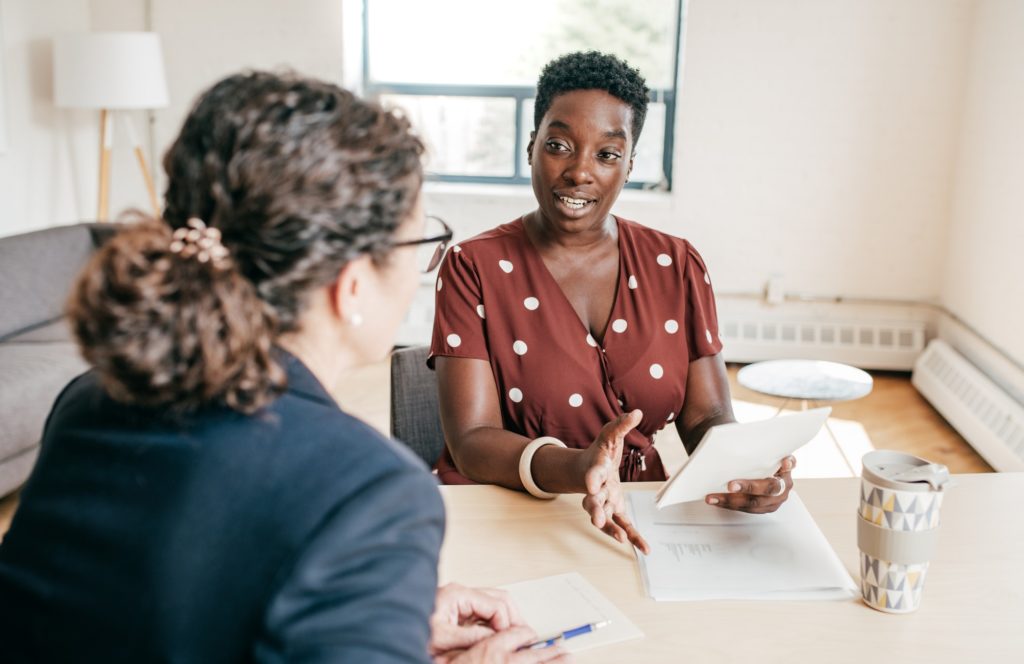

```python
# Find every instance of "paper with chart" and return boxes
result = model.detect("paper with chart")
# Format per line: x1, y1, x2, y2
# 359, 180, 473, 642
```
628, 490, 856, 601
656, 407, 832, 508
498, 572, 643, 653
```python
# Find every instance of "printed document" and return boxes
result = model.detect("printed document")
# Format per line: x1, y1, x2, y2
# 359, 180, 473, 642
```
628, 490, 856, 601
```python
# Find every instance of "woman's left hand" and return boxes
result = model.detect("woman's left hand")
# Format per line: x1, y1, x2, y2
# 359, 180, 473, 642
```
704, 455, 796, 514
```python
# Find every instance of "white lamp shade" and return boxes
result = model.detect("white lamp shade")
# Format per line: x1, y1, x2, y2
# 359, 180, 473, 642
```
54, 32, 169, 109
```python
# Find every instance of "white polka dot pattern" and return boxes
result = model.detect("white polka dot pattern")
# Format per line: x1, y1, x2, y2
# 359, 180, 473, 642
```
427, 222, 725, 484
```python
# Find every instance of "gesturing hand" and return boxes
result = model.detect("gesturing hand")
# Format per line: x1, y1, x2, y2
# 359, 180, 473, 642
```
577, 410, 650, 554
705, 455, 797, 514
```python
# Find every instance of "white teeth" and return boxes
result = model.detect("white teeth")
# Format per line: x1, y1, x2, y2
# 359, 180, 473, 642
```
558, 195, 589, 210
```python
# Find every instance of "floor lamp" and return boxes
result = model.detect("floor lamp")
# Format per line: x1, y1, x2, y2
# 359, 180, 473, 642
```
54, 32, 169, 222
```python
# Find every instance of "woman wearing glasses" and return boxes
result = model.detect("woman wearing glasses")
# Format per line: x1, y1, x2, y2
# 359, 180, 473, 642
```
0, 72, 565, 663
430, 52, 796, 551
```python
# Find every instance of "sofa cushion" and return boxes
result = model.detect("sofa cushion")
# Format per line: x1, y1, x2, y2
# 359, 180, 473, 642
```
0, 342, 88, 464
0, 224, 97, 340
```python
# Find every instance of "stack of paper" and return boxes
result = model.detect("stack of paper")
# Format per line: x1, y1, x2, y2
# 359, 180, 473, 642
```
627, 490, 856, 601
499, 572, 643, 653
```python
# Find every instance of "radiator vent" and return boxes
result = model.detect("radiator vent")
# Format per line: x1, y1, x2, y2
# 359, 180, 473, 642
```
912, 339, 1024, 471
720, 318, 926, 370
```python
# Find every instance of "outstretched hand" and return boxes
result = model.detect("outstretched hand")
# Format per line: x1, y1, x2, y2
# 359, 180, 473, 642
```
578, 410, 650, 554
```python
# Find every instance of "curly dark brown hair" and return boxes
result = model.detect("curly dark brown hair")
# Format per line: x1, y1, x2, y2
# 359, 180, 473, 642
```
68, 71, 424, 414
533, 51, 650, 150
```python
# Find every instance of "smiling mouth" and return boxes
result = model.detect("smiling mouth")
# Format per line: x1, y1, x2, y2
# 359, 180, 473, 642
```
556, 194, 595, 211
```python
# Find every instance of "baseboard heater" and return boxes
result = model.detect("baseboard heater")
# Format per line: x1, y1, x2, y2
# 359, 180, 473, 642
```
719, 317, 926, 370
912, 339, 1024, 472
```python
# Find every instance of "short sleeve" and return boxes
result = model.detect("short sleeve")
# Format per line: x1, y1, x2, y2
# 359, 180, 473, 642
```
683, 243, 724, 362
428, 247, 489, 368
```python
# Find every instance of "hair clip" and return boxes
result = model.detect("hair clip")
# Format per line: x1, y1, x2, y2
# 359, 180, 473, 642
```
169, 218, 230, 268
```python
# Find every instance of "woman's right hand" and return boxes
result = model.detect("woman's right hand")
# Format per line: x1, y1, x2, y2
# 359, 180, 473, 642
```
577, 410, 650, 554
438, 626, 571, 663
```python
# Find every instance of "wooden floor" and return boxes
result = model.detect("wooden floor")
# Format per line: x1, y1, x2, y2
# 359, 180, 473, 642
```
727, 367, 991, 475
0, 362, 990, 540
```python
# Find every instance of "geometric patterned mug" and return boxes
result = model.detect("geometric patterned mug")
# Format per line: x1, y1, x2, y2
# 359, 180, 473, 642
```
858, 450, 950, 613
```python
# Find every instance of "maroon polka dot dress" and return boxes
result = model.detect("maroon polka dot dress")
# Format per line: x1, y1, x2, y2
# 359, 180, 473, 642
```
428, 216, 723, 484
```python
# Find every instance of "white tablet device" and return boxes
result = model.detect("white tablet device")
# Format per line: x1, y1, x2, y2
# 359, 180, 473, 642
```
655, 407, 832, 508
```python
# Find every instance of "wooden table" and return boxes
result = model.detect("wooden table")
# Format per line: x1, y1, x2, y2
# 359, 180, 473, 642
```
438, 474, 1024, 663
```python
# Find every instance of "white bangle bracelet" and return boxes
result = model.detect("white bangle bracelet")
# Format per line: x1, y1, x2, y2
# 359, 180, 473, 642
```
518, 436, 567, 500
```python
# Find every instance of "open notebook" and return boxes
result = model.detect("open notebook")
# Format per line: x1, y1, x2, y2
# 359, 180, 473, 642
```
628, 490, 856, 601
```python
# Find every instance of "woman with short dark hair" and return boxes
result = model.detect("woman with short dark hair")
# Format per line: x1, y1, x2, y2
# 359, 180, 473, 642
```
431, 52, 796, 551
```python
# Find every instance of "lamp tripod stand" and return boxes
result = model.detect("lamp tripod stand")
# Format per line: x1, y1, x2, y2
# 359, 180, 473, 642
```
96, 108, 161, 222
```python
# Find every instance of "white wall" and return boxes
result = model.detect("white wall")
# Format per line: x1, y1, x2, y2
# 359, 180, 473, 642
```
674, 0, 972, 300
149, 0, 346, 193
426, 0, 974, 302
136, 0, 976, 298
3, 0, 975, 302
94, 0, 347, 215
0, 0, 347, 238
5, 1, 1017, 375
0, 0, 96, 236
941, 0, 1024, 367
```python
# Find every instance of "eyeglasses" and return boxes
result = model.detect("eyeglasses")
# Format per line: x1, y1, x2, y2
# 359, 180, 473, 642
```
392, 215, 453, 274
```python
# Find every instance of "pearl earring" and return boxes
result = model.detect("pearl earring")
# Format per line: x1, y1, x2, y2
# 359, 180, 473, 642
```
348, 312, 364, 327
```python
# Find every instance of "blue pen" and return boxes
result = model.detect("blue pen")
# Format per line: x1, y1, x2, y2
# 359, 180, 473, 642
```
522, 620, 611, 650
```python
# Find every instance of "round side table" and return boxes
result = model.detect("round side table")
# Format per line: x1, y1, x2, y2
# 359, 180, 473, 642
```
737, 359, 874, 475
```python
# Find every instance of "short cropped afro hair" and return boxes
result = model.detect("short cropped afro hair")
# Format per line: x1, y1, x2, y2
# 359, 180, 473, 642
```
533, 51, 650, 151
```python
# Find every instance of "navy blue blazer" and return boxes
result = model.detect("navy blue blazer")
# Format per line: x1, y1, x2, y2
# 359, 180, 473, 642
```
0, 352, 445, 662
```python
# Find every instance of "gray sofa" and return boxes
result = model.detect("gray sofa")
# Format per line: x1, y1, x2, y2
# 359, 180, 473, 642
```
0, 223, 115, 497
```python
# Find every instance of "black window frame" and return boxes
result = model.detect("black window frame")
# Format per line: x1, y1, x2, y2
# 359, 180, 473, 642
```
360, 0, 684, 191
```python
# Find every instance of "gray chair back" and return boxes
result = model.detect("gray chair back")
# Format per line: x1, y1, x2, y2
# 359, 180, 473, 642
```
390, 346, 446, 467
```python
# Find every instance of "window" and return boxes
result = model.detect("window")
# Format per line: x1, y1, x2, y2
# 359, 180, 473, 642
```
359, 0, 683, 190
